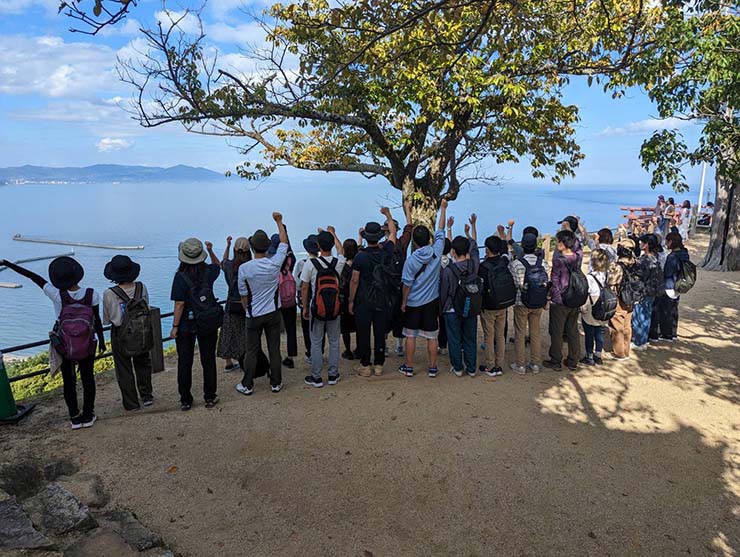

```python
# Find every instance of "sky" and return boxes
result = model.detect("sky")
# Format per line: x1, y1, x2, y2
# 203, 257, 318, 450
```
0, 0, 708, 190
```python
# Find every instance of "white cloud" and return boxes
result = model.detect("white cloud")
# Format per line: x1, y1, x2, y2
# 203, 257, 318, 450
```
0, 0, 55, 15
600, 117, 695, 137
206, 21, 265, 44
99, 18, 142, 37
97, 137, 133, 152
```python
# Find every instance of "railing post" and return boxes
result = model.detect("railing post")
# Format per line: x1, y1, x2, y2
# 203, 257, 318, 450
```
541, 233, 552, 263
149, 307, 165, 373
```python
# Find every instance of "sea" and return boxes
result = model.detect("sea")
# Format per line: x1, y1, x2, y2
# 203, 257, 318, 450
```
0, 177, 690, 355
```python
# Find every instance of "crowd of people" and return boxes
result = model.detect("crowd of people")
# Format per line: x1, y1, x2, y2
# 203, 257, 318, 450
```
1, 195, 697, 429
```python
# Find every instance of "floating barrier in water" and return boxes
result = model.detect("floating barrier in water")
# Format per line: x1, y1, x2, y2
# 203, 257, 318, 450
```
12, 234, 144, 250
0, 251, 76, 273
0, 283, 22, 289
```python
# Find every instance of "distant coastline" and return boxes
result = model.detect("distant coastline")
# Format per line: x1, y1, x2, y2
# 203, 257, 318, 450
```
0, 164, 228, 185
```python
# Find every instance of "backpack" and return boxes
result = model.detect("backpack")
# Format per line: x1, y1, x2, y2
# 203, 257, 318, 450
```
520, 256, 549, 309
179, 272, 224, 334
562, 258, 589, 308
450, 262, 483, 318
480, 257, 516, 310
55, 289, 96, 361
366, 250, 402, 314
674, 259, 696, 294
111, 283, 154, 357
590, 274, 618, 322
310, 257, 341, 321
617, 262, 642, 310
279, 269, 297, 308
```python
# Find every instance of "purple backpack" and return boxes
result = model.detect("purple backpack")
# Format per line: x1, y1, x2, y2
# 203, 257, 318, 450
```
56, 289, 96, 361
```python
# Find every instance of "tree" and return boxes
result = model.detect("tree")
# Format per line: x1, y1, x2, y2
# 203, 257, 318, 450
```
614, 1, 739, 271
59, 0, 136, 35
121, 0, 659, 226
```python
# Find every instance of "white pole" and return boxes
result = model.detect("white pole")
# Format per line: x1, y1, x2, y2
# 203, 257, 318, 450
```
691, 162, 708, 235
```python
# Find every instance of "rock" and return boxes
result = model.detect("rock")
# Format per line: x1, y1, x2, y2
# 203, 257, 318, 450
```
22, 484, 96, 535
64, 528, 138, 557
0, 496, 55, 550
56, 474, 109, 509
141, 548, 176, 557
95, 509, 163, 551
43, 459, 80, 482
0, 460, 43, 500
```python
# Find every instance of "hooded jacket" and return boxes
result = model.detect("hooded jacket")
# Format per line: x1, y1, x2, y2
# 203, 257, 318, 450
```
401, 230, 446, 307
663, 248, 690, 291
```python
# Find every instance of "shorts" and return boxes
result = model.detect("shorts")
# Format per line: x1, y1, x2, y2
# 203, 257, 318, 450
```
403, 299, 439, 339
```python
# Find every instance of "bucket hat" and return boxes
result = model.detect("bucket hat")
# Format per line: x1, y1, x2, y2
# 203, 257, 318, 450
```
178, 237, 207, 265
104, 255, 141, 283
48, 256, 84, 290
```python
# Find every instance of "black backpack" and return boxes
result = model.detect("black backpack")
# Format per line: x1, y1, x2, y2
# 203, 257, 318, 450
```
179, 272, 224, 334
674, 259, 696, 294
562, 258, 589, 308
590, 273, 618, 321
617, 262, 642, 310
480, 257, 516, 310
111, 283, 154, 357
520, 256, 549, 309
310, 257, 341, 321
450, 262, 483, 318
366, 250, 401, 314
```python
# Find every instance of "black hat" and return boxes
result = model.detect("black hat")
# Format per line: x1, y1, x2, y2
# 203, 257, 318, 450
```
302, 234, 319, 254
558, 215, 579, 232
104, 255, 141, 283
48, 256, 84, 290
521, 233, 538, 249
361, 222, 384, 243
250, 230, 271, 252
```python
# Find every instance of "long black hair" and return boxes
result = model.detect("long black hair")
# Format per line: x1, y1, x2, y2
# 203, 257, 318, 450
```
178, 261, 207, 283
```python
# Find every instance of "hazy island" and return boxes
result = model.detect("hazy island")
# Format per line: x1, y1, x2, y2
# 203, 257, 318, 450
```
0, 164, 227, 185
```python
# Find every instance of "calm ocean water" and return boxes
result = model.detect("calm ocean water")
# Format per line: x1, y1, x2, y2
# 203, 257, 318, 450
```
0, 177, 684, 353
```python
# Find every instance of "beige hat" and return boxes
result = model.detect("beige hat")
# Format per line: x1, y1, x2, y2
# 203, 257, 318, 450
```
178, 237, 207, 264
234, 237, 250, 252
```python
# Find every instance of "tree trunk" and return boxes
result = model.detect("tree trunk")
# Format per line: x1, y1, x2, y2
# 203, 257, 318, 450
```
401, 176, 439, 231
702, 174, 740, 271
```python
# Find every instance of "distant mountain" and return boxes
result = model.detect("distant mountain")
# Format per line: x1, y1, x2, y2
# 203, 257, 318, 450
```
0, 164, 227, 184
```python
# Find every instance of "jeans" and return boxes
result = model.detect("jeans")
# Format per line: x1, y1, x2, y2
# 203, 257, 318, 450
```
548, 304, 581, 367
280, 306, 298, 358
655, 294, 679, 339
355, 305, 388, 367
111, 328, 153, 410
582, 320, 605, 357
60, 356, 96, 419
242, 310, 283, 389
176, 330, 218, 405
444, 312, 478, 373
310, 317, 341, 379
631, 297, 655, 347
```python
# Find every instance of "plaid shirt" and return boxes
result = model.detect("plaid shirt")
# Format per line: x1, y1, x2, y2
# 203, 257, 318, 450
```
508, 254, 549, 306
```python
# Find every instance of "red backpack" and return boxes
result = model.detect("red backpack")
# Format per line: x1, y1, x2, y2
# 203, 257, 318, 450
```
56, 289, 96, 361
279, 269, 297, 308
310, 257, 340, 320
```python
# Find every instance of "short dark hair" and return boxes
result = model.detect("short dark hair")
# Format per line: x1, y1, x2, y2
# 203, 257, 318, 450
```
522, 226, 539, 238
443, 238, 452, 256
253, 247, 269, 255
668, 197, 675, 204
451, 235, 470, 256
317, 231, 334, 252
485, 235, 504, 255
682, 200, 691, 209
556, 229, 576, 250
597, 228, 613, 245
412, 225, 431, 247
523, 243, 537, 255
343, 238, 358, 260
665, 231, 684, 250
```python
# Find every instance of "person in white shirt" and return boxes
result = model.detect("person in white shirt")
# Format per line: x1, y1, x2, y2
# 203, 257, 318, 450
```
236, 212, 289, 396
300, 227, 345, 387
580, 249, 611, 365
586, 228, 617, 270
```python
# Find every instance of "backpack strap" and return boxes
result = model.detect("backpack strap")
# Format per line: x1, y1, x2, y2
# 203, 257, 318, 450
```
310, 258, 323, 271
111, 286, 131, 303
134, 282, 143, 301
82, 288, 93, 306
60, 289, 74, 306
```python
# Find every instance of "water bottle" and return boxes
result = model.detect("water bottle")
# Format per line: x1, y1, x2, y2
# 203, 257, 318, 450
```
188, 310, 194, 321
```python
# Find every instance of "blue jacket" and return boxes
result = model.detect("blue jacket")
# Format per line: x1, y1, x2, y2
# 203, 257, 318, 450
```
401, 230, 446, 307
664, 248, 690, 291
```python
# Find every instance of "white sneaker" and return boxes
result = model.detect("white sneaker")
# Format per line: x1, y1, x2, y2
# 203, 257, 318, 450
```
81, 414, 96, 428
451, 368, 464, 377
271, 384, 283, 393
527, 363, 540, 374
235, 383, 253, 396
510, 363, 527, 375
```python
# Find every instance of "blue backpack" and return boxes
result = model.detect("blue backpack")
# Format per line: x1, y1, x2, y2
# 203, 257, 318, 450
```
520, 256, 549, 309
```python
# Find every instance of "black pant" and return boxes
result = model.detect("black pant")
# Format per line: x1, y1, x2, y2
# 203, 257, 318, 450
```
280, 306, 298, 358
355, 305, 388, 366
655, 294, 679, 339
60, 356, 95, 419
390, 300, 404, 339
111, 329, 153, 410
242, 310, 283, 389
438, 313, 448, 350
548, 304, 581, 366
176, 330, 218, 405
300, 313, 311, 357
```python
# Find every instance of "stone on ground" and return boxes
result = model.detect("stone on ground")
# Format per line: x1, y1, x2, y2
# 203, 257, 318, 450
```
43, 458, 80, 482
56, 474, 109, 509
0, 460, 43, 500
95, 509, 163, 551
22, 483, 96, 535
64, 528, 138, 557
0, 493, 55, 550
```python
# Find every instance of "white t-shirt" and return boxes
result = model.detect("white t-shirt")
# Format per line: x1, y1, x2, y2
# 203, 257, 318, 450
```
238, 243, 288, 318
103, 283, 150, 327
299, 254, 346, 305
581, 271, 608, 326
43, 283, 101, 319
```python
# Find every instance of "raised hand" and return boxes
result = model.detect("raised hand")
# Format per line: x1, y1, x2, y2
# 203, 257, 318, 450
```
469, 213, 477, 226
272, 212, 283, 222
447, 216, 455, 229
226, 236, 233, 244
464, 223, 471, 237
380, 206, 391, 217
497, 224, 505, 237
327, 225, 336, 236
317, 227, 324, 233
205, 241, 213, 250
507, 219, 515, 227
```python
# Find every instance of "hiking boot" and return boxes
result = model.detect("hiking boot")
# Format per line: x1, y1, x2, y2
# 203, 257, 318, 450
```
328, 374, 340, 385
81, 414, 96, 428
510, 363, 527, 375
358, 366, 372, 377
580, 356, 595, 366
398, 365, 413, 378
205, 396, 220, 409
235, 383, 253, 396
271, 384, 283, 393
304, 376, 324, 388
342, 350, 355, 360
282, 357, 295, 369
373, 365, 384, 376
542, 359, 562, 371
70, 415, 83, 430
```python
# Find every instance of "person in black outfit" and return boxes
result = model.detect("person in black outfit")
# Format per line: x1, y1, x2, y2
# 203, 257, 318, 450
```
340, 238, 358, 359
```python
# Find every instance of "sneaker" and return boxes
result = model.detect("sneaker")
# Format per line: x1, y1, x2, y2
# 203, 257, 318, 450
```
358, 365, 372, 377
630, 343, 647, 352
304, 376, 324, 388
580, 356, 595, 366
527, 363, 540, 374
373, 365, 384, 376
542, 359, 563, 371
282, 357, 295, 369
492, 366, 504, 377
70, 415, 83, 430
224, 363, 240, 372
328, 374, 340, 385
235, 383, 253, 396
341, 350, 355, 361
613, 355, 630, 361
479, 365, 495, 377
659, 336, 675, 343
81, 414, 96, 428
466, 370, 477, 378
398, 364, 414, 377
437, 347, 448, 355
271, 384, 283, 393
204, 396, 220, 408
565, 361, 578, 371
180, 403, 192, 411
510, 363, 526, 375
593, 355, 603, 365
451, 368, 464, 378
142, 396, 154, 407
427, 367, 438, 378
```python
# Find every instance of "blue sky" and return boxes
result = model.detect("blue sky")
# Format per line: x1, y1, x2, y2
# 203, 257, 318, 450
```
0, 0, 707, 189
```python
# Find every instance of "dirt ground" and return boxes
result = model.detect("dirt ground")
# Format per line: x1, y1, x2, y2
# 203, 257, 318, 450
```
2, 236, 739, 556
